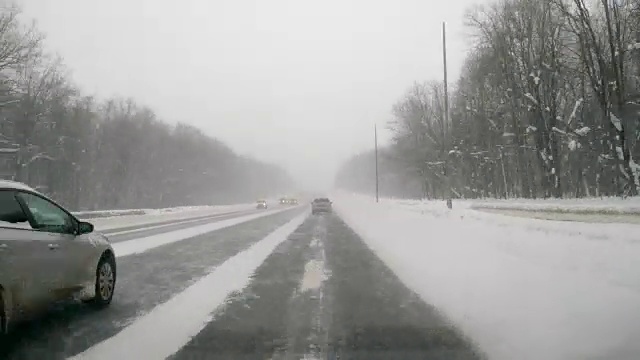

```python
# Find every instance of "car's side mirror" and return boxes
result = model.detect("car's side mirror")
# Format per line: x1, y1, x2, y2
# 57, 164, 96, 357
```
78, 221, 94, 235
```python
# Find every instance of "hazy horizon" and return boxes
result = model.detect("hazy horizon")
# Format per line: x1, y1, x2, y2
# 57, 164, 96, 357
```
19, 0, 483, 191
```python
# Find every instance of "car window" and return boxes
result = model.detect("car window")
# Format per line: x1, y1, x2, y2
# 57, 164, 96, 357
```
16, 192, 75, 234
0, 190, 31, 229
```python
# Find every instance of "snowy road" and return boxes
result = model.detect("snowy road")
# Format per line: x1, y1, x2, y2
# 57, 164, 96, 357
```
101, 209, 257, 242
3, 195, 639, 359
0, 204, 483, 360
170, 214, 481, 360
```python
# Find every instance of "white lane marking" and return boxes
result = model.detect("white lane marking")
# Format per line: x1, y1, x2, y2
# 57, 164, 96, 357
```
104, 211, 248, 236
113, 207, 297, 257
70, 211, 309, 360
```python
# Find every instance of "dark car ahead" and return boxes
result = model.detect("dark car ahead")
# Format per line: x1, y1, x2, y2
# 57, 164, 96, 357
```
311, 198, 332, 214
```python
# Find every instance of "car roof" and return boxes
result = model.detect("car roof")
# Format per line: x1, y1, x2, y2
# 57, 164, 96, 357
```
0, 180, 38, 193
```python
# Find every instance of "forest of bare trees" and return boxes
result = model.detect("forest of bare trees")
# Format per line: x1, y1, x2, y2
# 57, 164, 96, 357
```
338, 0, 640, 200
0, 5, 292, 210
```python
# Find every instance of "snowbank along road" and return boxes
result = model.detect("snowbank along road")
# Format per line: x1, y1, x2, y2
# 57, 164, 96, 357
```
335, 193, 640, 360
0, 202, 484, 360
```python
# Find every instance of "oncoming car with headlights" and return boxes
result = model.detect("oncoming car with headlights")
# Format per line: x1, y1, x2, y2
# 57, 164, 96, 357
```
0, 180, 116, 335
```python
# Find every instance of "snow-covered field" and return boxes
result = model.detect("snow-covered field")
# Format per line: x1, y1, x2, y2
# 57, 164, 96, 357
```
334, 192, 640, 360
469, 196, 640, 214
378, 195, 640, 214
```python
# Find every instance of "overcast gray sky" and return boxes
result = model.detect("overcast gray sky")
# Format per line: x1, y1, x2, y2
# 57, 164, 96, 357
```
20, 0, 485, 191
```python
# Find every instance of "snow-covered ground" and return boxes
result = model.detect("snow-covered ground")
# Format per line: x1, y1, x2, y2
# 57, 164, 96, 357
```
378, 195, 640, 214
333, 192, 640, 360
469, 196, 640, 214
384, 196, 640, 223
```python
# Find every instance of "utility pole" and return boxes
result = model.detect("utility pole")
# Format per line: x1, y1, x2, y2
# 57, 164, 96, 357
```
375, 123, 379, 203
442, 22, 450, 130
442, 21, 452, 209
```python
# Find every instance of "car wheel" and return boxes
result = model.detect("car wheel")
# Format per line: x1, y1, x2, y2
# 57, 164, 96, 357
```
88, 253, 116, 308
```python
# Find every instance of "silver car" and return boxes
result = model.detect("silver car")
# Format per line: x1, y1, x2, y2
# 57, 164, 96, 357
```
0, 180, 116, 334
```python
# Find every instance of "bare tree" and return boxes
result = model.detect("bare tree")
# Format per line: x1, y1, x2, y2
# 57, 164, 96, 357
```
555, 0, 640, 196
338, 0, 640, 200
0, 6, 293, 209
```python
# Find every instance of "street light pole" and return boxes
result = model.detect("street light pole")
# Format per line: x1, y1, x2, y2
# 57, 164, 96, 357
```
375, 123, 379, 203
442, 22, 450, 127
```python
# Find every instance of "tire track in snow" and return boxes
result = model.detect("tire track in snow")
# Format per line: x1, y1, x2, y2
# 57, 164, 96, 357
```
270, 215, 332, 360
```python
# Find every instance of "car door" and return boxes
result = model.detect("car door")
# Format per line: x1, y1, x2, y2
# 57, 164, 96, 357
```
0, 189, 51, 312
15, 191, 81, 299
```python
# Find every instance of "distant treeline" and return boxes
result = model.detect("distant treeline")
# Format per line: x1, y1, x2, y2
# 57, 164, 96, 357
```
337, 0, 640, 199
335, 147, 423, 199
0, 5, 292, 210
